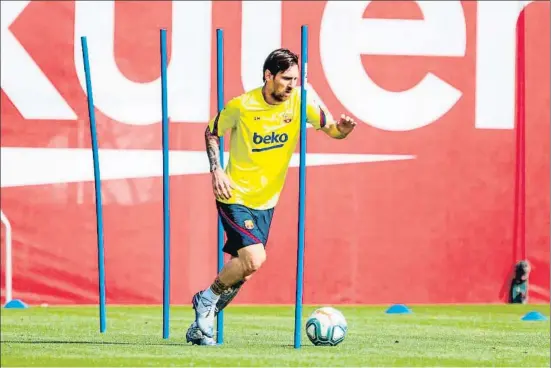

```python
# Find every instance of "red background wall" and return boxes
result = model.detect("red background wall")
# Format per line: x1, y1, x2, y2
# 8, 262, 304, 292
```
1, 1, 549, 305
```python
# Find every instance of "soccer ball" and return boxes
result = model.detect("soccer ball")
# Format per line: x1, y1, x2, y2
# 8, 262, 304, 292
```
305, 307, 348, 346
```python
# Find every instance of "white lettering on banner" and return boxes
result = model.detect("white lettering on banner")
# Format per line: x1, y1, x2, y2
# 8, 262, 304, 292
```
74, 1, 212, 125
320, 1, 466, 131
1, 1, 77, 120
476, 1, 532, 129
1, 1, 535, 130
241, 1, 329, 114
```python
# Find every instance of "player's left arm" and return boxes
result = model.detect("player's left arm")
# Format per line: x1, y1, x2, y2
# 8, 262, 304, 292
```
320, 114, 356, 139
306, 95, 356, 139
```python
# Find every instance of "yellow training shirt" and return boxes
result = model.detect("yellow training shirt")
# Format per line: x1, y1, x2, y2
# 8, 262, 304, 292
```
208, 86, 333, 210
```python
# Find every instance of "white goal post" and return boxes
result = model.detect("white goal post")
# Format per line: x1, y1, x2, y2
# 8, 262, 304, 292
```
1, 210, 13, 304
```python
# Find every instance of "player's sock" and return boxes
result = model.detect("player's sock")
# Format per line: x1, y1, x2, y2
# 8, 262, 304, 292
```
202, 277, 226, 304
201, 287, 220, 304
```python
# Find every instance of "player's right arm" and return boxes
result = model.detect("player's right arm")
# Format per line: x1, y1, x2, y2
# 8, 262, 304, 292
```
205, 98, 240, 200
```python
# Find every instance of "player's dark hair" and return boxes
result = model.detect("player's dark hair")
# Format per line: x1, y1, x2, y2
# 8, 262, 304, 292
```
262, 48, 299, 82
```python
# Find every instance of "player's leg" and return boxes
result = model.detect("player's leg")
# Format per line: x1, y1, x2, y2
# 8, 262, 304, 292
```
186, 257, 244, 345
191, 244, 265, 339
214, 205, 275, 313
186, 205, 246, 345
215, 258, 246, 315
186, 253, 260, 345
215, 206, 275, 314
189, 203, 270, 341
185, 255, 259, 345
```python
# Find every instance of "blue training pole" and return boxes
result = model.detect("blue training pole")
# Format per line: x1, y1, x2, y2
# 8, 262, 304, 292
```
80, 36, 107, 334
160, 28, 171, 340
294, 24, 308, 349
216, 28, 225, 345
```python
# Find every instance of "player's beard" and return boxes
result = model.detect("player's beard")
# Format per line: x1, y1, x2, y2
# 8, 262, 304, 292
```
272, 88, 292, 102
271, 92, 284, 102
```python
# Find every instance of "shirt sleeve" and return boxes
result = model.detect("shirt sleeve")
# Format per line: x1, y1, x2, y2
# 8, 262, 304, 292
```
306, 93, 334, 130
208, 98, 240, 137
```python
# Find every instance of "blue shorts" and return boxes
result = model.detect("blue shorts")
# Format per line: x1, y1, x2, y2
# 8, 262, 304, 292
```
216, 201, 275, 257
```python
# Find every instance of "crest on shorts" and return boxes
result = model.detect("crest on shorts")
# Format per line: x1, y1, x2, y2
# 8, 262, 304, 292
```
244, 220, 255, 229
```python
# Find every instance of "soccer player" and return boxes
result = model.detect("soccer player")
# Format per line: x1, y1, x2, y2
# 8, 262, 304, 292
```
186, 48, 357, 345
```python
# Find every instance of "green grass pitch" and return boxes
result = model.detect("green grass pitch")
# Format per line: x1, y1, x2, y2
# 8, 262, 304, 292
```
1, 304, 549, 367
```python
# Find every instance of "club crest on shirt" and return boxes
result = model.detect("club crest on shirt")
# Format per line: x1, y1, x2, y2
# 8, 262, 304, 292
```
281, 112, 293, 124
244, 220, 255, 229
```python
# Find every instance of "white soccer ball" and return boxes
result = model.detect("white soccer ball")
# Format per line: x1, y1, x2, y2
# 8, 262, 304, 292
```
305, 306, 348, 346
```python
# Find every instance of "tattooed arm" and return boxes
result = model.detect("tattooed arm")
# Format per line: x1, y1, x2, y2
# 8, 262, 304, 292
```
205, 99, 239, 200
205, 126, 234, 200
205, 126, 222, 173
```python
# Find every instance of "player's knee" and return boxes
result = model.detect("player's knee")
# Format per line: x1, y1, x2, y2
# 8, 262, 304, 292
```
245, 249, 266, 275
238, 243, 266, 276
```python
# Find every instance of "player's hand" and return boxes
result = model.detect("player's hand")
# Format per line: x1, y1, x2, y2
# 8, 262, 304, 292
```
211, 168, 234, 200
337, 114, 357, 136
